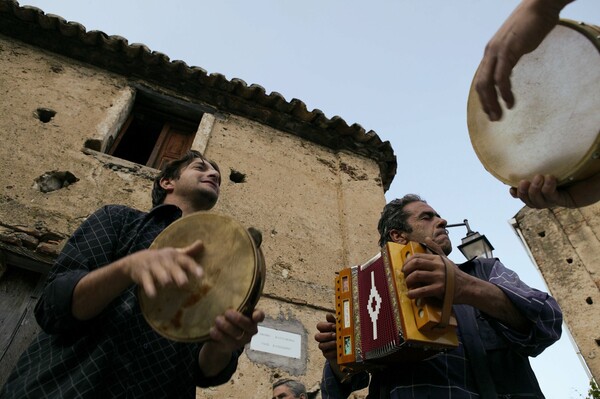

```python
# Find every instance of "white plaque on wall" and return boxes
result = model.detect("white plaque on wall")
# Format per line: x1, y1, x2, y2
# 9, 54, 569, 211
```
249, 326, 302, 359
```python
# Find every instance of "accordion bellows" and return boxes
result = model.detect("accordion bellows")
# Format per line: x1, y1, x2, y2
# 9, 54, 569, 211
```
335, 241, 458, 372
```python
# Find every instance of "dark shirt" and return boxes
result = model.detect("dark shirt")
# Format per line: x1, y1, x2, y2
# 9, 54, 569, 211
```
321, 258, 563, 399
1, 204, 240, 399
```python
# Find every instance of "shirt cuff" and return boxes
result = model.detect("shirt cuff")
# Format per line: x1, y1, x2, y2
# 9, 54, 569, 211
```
195, 348, 241, 388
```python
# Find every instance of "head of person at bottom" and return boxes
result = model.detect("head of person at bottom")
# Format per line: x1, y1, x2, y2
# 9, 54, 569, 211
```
272, 378, 308, 399
377, 193, 451, 255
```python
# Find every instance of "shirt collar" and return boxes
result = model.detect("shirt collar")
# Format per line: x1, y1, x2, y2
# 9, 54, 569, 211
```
147, 203, 183, 222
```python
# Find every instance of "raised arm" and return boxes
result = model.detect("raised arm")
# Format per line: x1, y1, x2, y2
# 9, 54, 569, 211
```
71, 240, 204, 320
474, 0, 574, 121
403, 239, 562, 354
35, 206, 202, 333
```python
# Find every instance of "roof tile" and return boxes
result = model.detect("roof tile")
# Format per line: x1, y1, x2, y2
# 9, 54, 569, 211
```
0, 0, 396, 189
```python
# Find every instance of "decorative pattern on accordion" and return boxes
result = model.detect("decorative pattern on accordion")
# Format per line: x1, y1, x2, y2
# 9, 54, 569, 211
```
335, 241, 459, 371
357, 254, 402, 360
335, 266, 358, 365
351, 266, 362, 363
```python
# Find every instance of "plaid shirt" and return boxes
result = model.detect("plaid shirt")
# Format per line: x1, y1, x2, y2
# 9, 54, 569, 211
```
321, 258, 563, 399
1, 204, 240, 399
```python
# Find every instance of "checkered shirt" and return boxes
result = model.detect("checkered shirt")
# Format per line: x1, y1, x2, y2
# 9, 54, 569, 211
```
1, 204, 240, 399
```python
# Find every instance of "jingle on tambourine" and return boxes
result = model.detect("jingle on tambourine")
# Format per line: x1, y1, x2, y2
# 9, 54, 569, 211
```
138, 212, 266, 342
467, 19, 600, 188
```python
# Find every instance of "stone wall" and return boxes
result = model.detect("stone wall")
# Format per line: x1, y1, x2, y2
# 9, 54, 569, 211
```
514, 203, 600, 382
0, 34, 386, 398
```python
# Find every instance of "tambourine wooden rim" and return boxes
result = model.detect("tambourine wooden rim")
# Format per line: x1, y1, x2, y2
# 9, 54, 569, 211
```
139, 212, 265, 342
467, 19, 600, 187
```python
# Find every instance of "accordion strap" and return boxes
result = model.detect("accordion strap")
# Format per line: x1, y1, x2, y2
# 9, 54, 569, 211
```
454, 305, 499, 398
438, 255, 455, 328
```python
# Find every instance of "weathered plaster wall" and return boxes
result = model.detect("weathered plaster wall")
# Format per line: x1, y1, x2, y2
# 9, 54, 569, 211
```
0, 34, 386, 398
0, 35, 150, 245
200, 114, 384, 397
208, 115, 384, 308
514, 203, 600, 382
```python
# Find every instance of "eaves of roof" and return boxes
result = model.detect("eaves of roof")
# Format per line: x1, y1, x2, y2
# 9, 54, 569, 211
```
0, 0, 396, 190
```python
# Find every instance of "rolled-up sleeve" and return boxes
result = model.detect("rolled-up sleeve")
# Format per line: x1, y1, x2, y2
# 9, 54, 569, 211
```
194, 349, 242, 388
35, 206, 123, 334
488, 260, 563, 356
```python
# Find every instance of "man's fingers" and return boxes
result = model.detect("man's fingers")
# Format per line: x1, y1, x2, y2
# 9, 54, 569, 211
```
526, 175, 548, 208
179, 240, 204, 257
316, 321, 335, 334
540, 175, 560, 202
494, 54, 517, 110
169, 266, 191, 287
317, 314, 337, 334
515, 176, 550, 209
149, 261, 174, 286
174, 244, 204, 278
155, 252, 198, 286
140, 273, 157, 298
252, 309, 265, 324
474, 55, 503, 121
326, 313, 336, 323
515, 179, 534, 207
512, 175, 572, 208
402, 253, 439, 275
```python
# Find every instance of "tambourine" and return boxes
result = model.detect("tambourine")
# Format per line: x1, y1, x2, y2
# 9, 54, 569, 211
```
467, 19, 600, 187
139, 212, 265, 342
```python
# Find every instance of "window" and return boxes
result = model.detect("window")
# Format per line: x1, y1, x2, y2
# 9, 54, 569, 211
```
108, 93, 202, 170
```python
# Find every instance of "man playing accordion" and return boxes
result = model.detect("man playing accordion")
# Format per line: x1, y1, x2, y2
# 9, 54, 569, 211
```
315, 194, 562, 398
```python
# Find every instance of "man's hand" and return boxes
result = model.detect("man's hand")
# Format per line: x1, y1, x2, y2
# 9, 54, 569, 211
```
474, 0, 570, 121
406, 239, 531, 332
510, 173, 600, 209
200, 308, 265, 377
72, 240, 205, 320
315, 313, 348, 381
402, 252, 450, 301
402, 238, 470, 306
126, 240, 205, 298
208, 308, 264, 351
510, 175, 573, 208
315, 313, 337, 362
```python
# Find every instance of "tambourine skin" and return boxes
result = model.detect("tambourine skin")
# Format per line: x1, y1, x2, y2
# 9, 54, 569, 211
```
138, 212, 265, 342
467, 20, 600, 187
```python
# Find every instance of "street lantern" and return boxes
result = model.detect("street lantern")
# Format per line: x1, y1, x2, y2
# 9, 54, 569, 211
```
447, 219, 494, 260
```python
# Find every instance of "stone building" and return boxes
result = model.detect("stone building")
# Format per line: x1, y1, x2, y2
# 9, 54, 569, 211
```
513, 204, 600, 383
0, 1, 395, 397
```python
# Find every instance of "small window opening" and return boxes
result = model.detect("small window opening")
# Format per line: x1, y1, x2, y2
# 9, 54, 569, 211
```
108, 99, 201, 170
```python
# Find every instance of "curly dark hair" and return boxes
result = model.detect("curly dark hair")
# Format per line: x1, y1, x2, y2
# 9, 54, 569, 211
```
151, 150, 220, 207
377, 194, 425, 247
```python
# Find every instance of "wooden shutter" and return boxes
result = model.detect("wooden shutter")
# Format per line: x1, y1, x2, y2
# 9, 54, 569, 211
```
147, 122, 195, 170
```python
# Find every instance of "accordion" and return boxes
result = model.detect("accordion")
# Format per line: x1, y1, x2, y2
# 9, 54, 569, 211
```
335, 241, 458, 372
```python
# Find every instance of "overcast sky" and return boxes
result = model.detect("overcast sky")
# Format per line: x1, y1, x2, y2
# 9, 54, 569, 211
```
16, 1, 599, 397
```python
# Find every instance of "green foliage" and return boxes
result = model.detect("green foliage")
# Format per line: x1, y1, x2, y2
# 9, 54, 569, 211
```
587, 379, 600, 399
